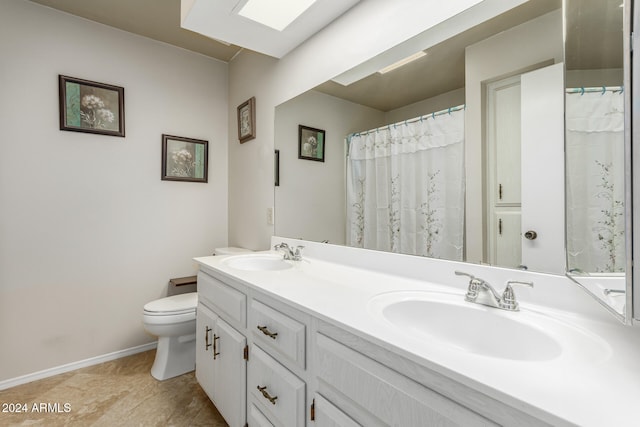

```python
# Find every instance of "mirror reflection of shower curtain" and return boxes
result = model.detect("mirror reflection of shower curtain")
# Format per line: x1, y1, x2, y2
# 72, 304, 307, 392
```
566, 89, 625, 273
346, 107, 464, 260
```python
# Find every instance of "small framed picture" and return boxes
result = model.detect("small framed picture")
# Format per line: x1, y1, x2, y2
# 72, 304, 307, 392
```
298, 125, 325, 162
161, 134, 208, 183
59, 75, 125, 137
237, 97, 256, 143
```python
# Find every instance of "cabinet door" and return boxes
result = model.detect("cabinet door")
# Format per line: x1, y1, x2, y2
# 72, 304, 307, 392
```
195, 302, 217, 401
314, 394, 361, 427
213, 317, 247, 427
494, 210, 521, 269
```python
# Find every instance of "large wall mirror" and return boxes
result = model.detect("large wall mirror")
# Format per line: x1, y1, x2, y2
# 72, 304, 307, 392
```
274, 0, 633, 322
564, 0, 631, 322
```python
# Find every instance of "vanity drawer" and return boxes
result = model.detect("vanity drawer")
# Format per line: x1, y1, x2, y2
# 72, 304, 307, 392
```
315, 333, 498, 427
247, 402, 274, 427
248, 345, 306, 427
197, 272, 246, 327
314, 394, 361, 427
250, 299, 306, 369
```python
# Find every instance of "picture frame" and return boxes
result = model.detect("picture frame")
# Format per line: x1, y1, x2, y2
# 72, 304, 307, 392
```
298, 125, 326, 162
59, 75, 125, 137
161, 134, 208, 183
237, 96, 256, 143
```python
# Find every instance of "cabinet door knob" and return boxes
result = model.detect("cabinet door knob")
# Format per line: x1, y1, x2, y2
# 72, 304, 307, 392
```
257, 385, 278, 405
524, 230, 538, 240
257, 325, 278, 339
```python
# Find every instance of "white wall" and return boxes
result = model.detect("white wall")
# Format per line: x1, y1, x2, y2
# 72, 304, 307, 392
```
274, 91, 384, 245
464, 10, 563, 263
0, 0, 228, 381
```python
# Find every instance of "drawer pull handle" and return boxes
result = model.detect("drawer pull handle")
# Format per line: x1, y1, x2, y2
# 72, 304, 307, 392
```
213, 334, 220, 359
205, 326, 212, 350
257, 325, 278, 339
257, 386, 278, 405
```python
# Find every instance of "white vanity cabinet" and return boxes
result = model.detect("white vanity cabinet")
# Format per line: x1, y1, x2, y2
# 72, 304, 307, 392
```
196, 258, 554, 427
196, 268, 311, 427
196, 272, 247, 427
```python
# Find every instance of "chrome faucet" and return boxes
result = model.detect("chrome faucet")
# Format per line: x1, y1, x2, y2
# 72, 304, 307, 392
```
273, 243, 304, 261
454, 271, 533, 311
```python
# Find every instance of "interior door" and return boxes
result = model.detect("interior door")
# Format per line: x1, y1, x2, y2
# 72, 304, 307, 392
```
520, 62, 565, 274
487, 75, 522, 268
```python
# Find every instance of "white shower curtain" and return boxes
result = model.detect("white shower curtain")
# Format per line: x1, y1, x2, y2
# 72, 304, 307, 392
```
346, 107, 465, 259
566, 89, 625, 273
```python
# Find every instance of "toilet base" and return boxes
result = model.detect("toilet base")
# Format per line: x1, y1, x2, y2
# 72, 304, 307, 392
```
150, 333, 196, 381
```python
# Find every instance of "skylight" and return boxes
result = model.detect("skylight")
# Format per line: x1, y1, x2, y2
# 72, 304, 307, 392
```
238, 0, 318, 31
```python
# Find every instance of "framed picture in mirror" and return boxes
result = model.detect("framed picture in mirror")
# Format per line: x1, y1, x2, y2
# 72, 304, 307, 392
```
161, 134, 208, 183
237, 97, 256, 143
298, 125, 325, 162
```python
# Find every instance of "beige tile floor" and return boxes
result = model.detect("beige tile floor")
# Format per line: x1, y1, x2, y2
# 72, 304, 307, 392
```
0, 350, 227, 426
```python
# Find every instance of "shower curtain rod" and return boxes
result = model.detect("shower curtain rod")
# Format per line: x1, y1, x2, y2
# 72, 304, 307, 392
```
349, 104, 465, 138
566, 86, 623, 95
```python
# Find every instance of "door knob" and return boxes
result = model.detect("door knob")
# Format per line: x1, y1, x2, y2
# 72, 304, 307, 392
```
524, 230, 537, 240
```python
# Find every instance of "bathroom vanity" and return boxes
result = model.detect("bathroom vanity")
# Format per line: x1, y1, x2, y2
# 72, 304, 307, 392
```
194, 238, 640, 427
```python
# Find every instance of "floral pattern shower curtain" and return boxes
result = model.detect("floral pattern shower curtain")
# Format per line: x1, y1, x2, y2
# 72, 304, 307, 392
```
566, 89, 625, 273
346, 107, 465, 260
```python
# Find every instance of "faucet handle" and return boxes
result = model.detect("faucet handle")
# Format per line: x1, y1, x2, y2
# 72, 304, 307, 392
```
454, 270, 475, 280
455, 271, 484, 301
500, 280, 534, 311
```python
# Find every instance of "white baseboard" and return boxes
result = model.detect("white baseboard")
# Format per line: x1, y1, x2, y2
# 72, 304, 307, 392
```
0, 342, 157, 391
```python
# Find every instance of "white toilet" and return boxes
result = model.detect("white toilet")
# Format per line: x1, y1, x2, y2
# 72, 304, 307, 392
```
142, 247, 251, 380
143, 292, 198, 380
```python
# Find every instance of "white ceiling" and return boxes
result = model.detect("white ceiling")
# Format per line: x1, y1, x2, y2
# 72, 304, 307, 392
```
29, 0, 242, 61
26, 0, 618, 112
182, 0, 361, 58
29, 0, 361, 60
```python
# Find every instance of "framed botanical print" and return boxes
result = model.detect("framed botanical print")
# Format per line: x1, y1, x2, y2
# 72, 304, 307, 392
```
161, 134, 208, 183
237, 97, 256, 143
298, 125, 325, 162
59, 75, 125, 137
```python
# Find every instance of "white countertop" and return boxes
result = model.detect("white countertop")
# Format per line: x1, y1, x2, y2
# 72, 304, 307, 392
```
195, 243, 640, 427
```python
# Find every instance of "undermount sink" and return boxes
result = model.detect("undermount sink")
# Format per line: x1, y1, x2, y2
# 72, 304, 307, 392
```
223, 254, 292, 271
368, 291, 608, 362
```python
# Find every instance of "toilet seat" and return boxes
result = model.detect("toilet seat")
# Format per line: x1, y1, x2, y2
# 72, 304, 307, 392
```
143, 292, 197, 316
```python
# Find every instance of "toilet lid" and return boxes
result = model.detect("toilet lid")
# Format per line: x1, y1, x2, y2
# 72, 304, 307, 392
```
144, 292, 197, 314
